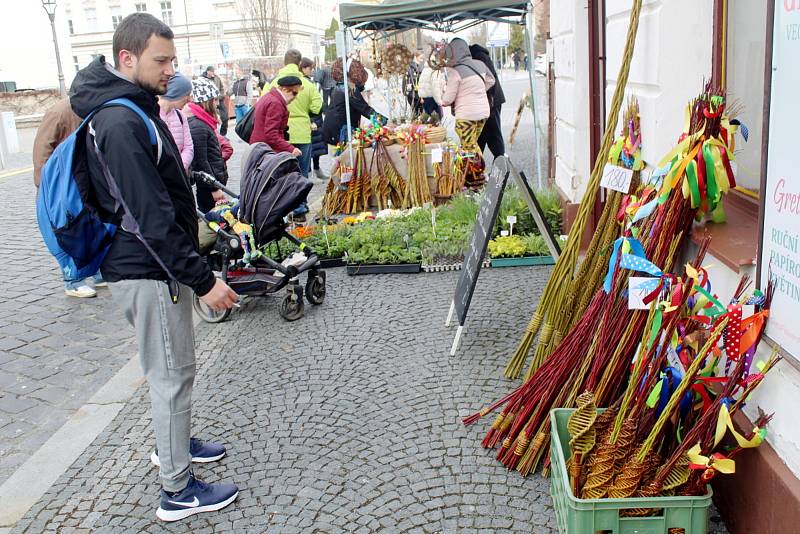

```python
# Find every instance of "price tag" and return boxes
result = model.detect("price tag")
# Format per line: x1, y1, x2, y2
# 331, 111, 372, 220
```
500, 230, 509, 237
601, 163, 634, 194
628, 276, 656, 310
340, 171, 353, 184
506, 215, 517, 235
431, 146, 443, 163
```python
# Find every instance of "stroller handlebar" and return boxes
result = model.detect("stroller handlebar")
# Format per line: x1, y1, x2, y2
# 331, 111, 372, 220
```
192, 171, 240, 199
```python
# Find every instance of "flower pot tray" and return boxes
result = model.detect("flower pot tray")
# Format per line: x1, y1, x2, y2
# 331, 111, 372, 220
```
319, 257, 346, 269
346, 263, 422, 275
490, 256, 555, 268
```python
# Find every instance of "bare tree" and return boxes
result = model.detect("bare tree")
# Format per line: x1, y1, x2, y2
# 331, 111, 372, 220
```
467, 23, 488, 48
238, 0, 289, 56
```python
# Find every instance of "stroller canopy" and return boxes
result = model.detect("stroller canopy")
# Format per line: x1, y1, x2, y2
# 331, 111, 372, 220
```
239, 143, 313, 243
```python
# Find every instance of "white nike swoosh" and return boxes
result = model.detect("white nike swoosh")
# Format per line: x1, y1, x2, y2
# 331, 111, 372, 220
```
168, 496, 200, 508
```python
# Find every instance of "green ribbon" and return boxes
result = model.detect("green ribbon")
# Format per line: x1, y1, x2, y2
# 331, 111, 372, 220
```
685, 160, 701, 208
693, 285, 727, 318
609, 138, 625, 164
703, 142, 719, 208
649, 306, 663, 349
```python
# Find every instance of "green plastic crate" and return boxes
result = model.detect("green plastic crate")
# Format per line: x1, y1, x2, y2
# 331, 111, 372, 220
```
550, 408, 712, 534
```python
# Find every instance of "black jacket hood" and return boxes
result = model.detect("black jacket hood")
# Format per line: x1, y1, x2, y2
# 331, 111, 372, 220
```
469, 44, 506, 108
70, 56, 159, 118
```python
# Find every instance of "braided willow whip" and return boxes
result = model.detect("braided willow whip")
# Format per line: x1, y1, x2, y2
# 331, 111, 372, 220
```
567, 392, 598, 495
505, 0, 644, 377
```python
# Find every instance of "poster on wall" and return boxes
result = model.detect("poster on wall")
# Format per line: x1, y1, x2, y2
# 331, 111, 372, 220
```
760, 1, 800, 363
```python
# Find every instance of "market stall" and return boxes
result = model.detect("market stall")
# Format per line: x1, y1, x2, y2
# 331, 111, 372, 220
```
320, 0, 542, 216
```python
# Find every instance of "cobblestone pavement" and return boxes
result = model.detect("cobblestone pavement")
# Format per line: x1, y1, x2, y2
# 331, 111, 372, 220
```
0, 126, 319, 487
14, 266, 564, 532
0, 73, 524, 487
8, 265, 732, 532
0, 161, 136, 486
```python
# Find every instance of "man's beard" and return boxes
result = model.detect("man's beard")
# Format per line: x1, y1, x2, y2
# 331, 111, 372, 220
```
134, 69, 167, 95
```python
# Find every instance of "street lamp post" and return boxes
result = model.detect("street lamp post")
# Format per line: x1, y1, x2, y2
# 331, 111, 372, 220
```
42, 0, 67, 97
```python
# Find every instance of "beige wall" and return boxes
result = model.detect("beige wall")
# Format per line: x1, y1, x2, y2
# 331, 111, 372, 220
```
551, 0, 590, 203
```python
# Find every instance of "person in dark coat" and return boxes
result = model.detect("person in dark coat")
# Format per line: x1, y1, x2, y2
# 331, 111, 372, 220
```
314, 63, 336, 111
321, 59, 384, 146
185, 77, 228, 212
470, 43, 507, 158
202, 66, 229, 136
300, 57, 328, 179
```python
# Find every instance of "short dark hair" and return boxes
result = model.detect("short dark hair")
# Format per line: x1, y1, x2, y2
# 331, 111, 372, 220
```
299, 57, 315, 70
284, 49, 302, 66
112, 13, 174, 68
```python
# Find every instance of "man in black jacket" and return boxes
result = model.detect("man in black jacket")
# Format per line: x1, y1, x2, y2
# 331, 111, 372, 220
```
70, 13, 239, 522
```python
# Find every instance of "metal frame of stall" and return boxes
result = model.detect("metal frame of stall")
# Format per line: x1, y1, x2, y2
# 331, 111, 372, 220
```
335, 0, 545, 187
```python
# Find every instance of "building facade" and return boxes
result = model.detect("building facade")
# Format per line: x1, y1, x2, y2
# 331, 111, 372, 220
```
65, 0, 335, 82
550, 1, 799, 531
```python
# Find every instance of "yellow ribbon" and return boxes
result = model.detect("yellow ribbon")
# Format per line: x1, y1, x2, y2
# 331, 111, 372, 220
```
714, 404, 764, 449
687, 443, 736, 474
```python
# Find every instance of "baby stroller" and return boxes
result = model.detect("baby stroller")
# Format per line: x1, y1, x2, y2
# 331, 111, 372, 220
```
193, 144, 325, 323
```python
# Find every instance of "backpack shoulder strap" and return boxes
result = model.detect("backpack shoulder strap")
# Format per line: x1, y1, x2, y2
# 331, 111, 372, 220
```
101, 98, 163, 163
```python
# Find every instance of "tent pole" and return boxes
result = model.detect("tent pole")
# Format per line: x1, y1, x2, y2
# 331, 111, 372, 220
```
525, 3, 543, 189
341, 25, 355, 178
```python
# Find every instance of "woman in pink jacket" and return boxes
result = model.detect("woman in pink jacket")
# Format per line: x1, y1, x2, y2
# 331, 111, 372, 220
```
441, 38, 495, 189
158, 72, 194, 171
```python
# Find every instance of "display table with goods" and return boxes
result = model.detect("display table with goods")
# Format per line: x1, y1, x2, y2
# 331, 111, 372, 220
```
270, 187, 562, 275
460, 77, 772, 533
321, 114, 473, 216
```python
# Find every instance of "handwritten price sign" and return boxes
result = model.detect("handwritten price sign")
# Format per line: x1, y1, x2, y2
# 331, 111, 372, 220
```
601, 163, 634, 194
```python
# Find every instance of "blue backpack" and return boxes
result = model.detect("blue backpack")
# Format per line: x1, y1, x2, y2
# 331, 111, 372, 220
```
36, 98, 162, 282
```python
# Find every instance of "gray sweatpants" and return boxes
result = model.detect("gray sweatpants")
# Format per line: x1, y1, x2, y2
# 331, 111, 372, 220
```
109, 279, 195, 492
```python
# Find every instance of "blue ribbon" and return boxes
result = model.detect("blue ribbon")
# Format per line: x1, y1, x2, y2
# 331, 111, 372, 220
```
631, 197, 659, 224
656, 366, 693, 418
650, 162, 672, 183
603, 237, 646, 293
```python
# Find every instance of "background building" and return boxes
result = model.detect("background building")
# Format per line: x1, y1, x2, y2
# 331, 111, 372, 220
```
61, 0, 336, 84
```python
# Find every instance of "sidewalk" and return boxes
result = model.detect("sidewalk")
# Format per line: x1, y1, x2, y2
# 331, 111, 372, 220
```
0, 129, 137, 487
13, 267, 561, 532
0, 124, 324, 486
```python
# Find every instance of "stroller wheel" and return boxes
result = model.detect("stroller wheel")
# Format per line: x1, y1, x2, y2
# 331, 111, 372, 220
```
305, 271, 326, 305
279, 286, 305, 321
193, 293, 232, 323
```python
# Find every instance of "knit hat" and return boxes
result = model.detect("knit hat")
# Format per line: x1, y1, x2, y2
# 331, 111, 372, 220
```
276, 75, 303, 88
191, 77, 219, 103
163, 73, 193, 101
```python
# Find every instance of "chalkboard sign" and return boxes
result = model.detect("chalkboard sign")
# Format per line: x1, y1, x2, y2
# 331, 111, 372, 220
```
452, 156, 510, 327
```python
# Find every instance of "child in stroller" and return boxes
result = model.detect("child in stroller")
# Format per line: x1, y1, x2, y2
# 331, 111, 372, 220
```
193, 143, 326, 323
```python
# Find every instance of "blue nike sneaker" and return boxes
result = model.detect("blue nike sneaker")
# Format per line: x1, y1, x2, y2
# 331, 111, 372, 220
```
150, 438, 226, 467
156, 474, 239, 522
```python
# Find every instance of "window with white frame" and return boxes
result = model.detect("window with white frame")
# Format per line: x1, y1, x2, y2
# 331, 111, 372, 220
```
111, 6, 123, 29
135, 2, 147, 12
725, 0, 769, 195
67, 19, 74, 34
73, 56, 79, 72
160, 1, 173, 25
85, 8, 97, 31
